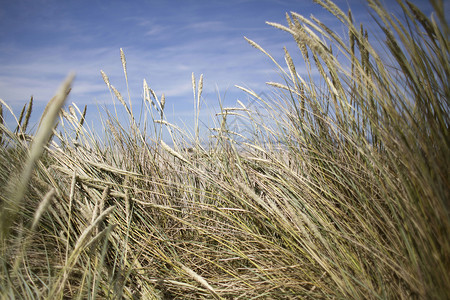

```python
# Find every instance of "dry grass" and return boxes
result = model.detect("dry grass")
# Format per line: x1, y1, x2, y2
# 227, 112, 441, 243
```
0, 0, 448, 299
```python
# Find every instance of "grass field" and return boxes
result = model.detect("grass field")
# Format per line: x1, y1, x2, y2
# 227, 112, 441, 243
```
0, 0, 448, 298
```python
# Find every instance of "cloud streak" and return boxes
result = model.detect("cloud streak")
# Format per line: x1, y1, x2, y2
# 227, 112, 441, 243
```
0, 0, 435, 132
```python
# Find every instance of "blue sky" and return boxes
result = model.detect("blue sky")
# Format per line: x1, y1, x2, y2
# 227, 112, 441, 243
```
0, 0, 439, 136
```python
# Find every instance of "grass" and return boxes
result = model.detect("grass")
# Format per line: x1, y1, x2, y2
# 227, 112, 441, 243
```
0, 0, 448, 298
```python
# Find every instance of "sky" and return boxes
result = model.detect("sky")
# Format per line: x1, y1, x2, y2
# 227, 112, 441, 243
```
0, 0, 440, 139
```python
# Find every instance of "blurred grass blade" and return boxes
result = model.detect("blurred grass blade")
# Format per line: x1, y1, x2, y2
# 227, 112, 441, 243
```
0, 73, 74, 242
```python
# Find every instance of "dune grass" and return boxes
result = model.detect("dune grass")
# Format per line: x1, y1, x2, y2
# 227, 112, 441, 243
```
0, 0, 448, 298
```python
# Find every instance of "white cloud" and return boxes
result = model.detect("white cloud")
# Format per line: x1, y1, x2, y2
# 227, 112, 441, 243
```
0, 0, 319, 132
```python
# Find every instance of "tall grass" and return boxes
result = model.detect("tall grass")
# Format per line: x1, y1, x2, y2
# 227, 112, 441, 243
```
0, 0, 448, 298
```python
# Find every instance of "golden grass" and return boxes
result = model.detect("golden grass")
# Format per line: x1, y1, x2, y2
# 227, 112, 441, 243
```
0, 0, 448, 299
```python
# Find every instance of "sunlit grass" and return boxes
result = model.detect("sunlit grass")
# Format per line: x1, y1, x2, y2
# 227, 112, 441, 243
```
0, 0, 448, 298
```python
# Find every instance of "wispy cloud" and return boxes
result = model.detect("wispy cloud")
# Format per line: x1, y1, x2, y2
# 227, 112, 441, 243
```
3, 0, 432, 132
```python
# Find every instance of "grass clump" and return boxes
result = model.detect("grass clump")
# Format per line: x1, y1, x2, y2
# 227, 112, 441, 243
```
0, 0, 448, 299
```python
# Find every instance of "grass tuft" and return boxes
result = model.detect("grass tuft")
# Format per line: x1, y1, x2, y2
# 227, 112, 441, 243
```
0, 1, 448, 299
